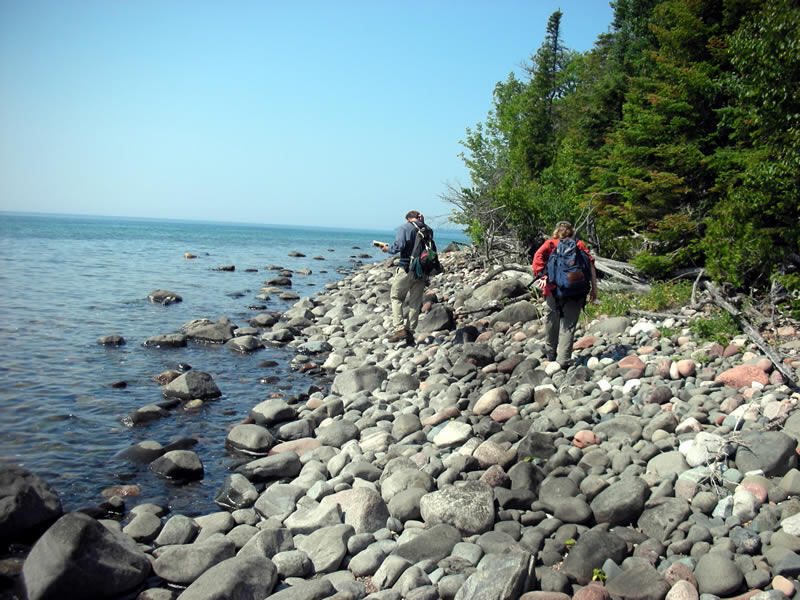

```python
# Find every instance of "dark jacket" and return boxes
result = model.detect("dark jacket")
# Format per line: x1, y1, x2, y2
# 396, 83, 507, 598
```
387, 220, 421, 269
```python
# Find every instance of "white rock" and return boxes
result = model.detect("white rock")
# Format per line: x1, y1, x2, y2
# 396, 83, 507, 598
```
623, 379, 641, 395
630, 320, 657, 337
781, 512, 800, 536
597, 379, 612, 392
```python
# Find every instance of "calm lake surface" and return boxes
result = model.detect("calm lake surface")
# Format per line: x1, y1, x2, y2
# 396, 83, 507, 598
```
0, 212, 465, 515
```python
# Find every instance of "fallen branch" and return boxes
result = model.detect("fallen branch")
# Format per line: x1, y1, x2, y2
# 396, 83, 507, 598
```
690, 268, 705, 308
703, 281, 798, 390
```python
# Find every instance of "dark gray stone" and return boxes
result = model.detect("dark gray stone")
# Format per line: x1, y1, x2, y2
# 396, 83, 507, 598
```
225, 424, 274, 455
152, 537, 236, 585
453, 551, 534, 600
331, 365, 388, 395
420, 482, 495, 535
605, 562, 670, 600
22, 512, 150, 600
0, 466, 62, 541
637, 497, 690, 542
177, 555, 277, 600
591, 477, 649, 526
214, 473, 259, 510
694, 552, 744, 596
148, 289, 182, 305
393, 523, 462, 563
149, 450, 204, 481
418, 304, 456, 332
161, 371, 221, 400
735, 431, 797, 477
235, 452, 302, 483
561, 529, 628, 585
182, 317, 237, 343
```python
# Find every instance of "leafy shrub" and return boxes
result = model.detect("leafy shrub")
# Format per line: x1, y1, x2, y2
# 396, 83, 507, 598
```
689, 310, 740, 345
638, 280, 693, 312
631, 250, 674, 279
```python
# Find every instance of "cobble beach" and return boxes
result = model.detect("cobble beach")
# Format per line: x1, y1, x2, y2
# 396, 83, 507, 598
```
4, 238, 800, 600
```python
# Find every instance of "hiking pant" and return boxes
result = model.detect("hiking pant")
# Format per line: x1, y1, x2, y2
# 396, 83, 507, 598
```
391, 267, 426, 332
545, 295, 585, 365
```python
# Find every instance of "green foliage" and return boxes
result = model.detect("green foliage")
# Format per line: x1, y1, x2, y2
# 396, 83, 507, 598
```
637, 280, 692, 311
658, 326, 677, 339
445, 0, 800, 296
584, 291, 634, 321
689, 310, 740, 345
774, 273, 800, 319
565, 538, 576, 547
592, 568, 607, 582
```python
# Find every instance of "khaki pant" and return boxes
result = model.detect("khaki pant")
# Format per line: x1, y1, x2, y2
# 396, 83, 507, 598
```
545, 295, 585, 365
390, 267, 426, 332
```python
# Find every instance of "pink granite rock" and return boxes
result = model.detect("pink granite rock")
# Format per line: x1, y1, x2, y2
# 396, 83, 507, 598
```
777, 325, 796, 337
497, 355, 523, 374
707, 343, 725, 357
638, 345, 657, 355
513, 331, 527, 342
769, 370, 784, 385
574, 335, 598, 350
663, 561, 697, 588
421, 406, 459, 427
490, 404, 519, 423
269, 437, 320, 456
572, 582, 610, 600
573, 430, 600, 449
473, 440, 516, 469
715, 365, 769, 389
479, 464, 509, 488
474, 387, 509, 415
666, 579, 699, 600
676, 359, 696, 377
773, 575, 796, 597
619, 355, 646, 370
723, 344, 742, 357
756, 357, 774, 372
656, 359, 672, 378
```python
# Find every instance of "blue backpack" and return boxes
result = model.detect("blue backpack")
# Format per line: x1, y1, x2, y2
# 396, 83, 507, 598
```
546, 237, 591, 298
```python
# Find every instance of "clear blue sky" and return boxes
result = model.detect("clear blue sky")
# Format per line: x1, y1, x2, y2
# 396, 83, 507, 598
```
0, 1, 614, 230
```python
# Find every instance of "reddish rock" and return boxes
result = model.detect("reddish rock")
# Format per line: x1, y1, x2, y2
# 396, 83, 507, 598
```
473, 440, 516, 469
474, 387, 509, 415
756, 357, 774, 372
497, 355, 523, 374
638, 345, 657, 355
715, 365, 769, 389
479, 464, 509, 488
666, 580, 698, 600
723, 344, 742, 358
664, 561, 697, 588
513, 331, 527, 342
490, 404, 519, 423
656, 359, 672, 378
476, 331, 494, 343
777, 325, 796, 337
493, 321, 511, 333
773, 575, 796, 596
619, 355, 645, 370
422, 406, 459, 427
421, 300, 433, 313
739, 480, 768, 504
769, 370, 785, 386
707, 343, 725, 357
574, 335, 598, 350
573, 430, 599, 449
572, 582, 610, 600
676, 359, 696, 378
720, 395, 744, 413
268, 437, 320, 457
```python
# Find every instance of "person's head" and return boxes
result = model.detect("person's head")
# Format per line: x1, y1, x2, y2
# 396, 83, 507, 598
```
552, 221, 574, 239
405, 210, 422, 222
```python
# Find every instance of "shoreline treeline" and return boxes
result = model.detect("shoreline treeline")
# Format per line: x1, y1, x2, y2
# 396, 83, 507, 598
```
444, 0, 799, 312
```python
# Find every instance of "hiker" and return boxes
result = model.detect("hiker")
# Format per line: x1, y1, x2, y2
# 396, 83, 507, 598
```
532, 221, 597, 368
381, 210, 432, 343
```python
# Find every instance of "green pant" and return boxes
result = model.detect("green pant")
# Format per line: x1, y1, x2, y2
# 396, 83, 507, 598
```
391, 267, 426, 332
545, 295, 585, 364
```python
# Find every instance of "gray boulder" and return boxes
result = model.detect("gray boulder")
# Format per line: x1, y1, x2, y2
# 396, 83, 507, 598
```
149, 450, 204, 481
182, 317, 237, 343
393, 523, 462, 563
320, 487, 390, 534
225, 335, 263, 353
605, 563, 670, 600
490, 301, 540, 326
561, 529, 628, 585
418, 304, 456, 332
97, 334, 125, 346
694, 552, 744, 596
152, 537, 236, 585
162, 371, 221, 401
590, 477, 649, 526
453, 551, 534, 600
637, 497, 690, 542
293, 523, 354, 573
0, 465, 62, 541
143, 333, 188, 348
225, 424, 274, 455
22, 512, 150, 600
331, 365, 388, 395
214, 474, 259, 510
588, 316, 630, 336
249, 398, 297, 425
235, 452, 302, 483
420, 482, 495, 535
735, 431, 797, 477
176, 554, 277, 600
469, 279, 528, 306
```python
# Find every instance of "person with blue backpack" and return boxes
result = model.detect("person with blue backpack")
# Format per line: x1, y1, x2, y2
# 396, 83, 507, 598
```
532, 221, 597, 368
381, 210, 437, 344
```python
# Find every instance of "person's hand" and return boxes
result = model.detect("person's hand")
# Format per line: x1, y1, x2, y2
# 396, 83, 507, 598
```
381, 246, 388, 253
589, 287, 597, 303
534, 277, 548, 290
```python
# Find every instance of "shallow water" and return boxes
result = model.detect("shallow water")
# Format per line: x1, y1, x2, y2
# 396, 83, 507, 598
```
0, 213, 465, 515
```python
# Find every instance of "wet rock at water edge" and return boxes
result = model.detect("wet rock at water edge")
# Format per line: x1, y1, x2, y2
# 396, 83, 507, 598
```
22, 512, 150, 600
149, 450, 204, 481
148, 289, 182, 305
288, 251, 305, 257
212, 264, 235, 271
0, 465, 63, 542
161, 370, 221, 400
182, 317, 237, 344
143, 333, 187, 348
97, 334, 125, 346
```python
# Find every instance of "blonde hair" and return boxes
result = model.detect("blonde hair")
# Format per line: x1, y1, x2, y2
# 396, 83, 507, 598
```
552, 221, 574, 239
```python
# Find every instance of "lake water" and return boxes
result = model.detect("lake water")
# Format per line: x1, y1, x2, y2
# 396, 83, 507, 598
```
0, 212, 465, 516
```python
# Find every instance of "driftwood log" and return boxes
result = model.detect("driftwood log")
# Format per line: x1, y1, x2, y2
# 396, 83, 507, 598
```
703, 281, 799, 390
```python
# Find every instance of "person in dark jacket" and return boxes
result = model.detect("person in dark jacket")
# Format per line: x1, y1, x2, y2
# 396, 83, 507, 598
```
532, 221, 597, 368
382, 210, 429, 343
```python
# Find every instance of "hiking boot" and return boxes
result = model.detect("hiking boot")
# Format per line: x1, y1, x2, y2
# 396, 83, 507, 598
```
387, 329, 408, 343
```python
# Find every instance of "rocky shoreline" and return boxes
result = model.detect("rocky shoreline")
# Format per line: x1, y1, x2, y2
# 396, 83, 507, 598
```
3, 249, 800, 600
